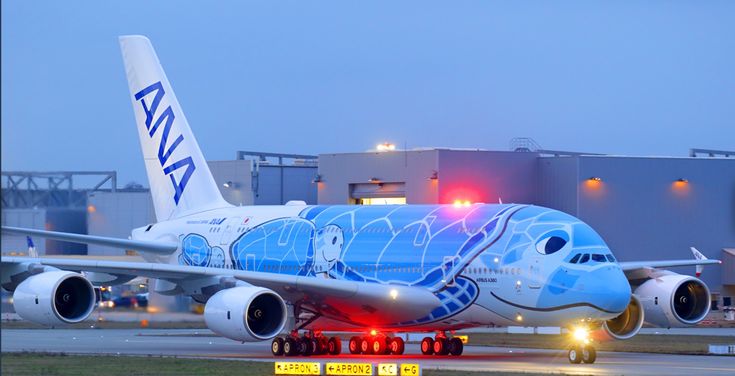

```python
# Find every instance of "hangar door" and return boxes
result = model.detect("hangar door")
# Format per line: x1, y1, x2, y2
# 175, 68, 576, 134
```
349, 182, 406, 205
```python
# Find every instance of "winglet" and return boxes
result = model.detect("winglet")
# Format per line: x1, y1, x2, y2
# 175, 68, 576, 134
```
690, 247, 707, 277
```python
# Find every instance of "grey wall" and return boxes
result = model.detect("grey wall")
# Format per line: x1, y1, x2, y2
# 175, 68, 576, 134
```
537, 157, 578, 214
208, 160, 254, 206
87, 191, 156, 255
1, 208, 47, 255
254, 165, 318, 205
437, 150, 538, 205
318, 150, 439, 204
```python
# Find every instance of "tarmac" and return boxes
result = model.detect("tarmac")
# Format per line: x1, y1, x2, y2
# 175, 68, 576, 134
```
3, 328, 735, 375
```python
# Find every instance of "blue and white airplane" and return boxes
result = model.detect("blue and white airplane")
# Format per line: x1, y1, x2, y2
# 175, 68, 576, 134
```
1, 36, 720, 364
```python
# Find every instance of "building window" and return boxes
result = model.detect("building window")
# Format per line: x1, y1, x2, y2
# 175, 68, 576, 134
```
724, 297, 732, 307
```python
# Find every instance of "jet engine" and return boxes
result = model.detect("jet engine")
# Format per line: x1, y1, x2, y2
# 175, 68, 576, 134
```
204, 285, 287, 342
13, 271, 96, 326
634, 274, 710, 328
600, 294, 644, 340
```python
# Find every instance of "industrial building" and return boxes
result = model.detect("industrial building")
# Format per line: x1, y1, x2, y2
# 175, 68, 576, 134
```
2, 145, 733, 312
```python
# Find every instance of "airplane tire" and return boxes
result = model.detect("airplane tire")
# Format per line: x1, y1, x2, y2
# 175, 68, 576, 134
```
284, 337, 299, 356
316, 337, 328, 355
328, 336, 342, 355
449, 338, 463, 356
420, 337, 434, 355
390, 337, 405, 355
568, 346, 583, 364
582, 345, 596, 364
271, 337, 284, 356
433, 338, 450, 355
301, 337, 315, 356
372, 338, 387, 355
349, 336, 362, 354
360, 337, 372, 354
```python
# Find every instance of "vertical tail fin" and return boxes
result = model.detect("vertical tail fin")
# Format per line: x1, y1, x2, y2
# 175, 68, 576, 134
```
119, 35, 230, 221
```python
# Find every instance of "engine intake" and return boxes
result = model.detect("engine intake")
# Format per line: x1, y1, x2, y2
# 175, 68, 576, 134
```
204, 286, 287, 342
634, 274, 711, 327
13, 271, 96, 325
600, 294, 644, 340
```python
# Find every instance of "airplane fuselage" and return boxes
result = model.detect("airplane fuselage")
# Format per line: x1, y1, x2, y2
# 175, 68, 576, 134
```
133, 203, 631, 331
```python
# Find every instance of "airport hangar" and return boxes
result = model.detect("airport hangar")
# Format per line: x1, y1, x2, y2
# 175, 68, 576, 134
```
2, 145, 734, 313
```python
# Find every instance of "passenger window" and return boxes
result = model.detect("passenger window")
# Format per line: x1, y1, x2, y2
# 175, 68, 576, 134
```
569, 254, 581, 264
592, 254, 606, 262
579, 254, 590, 264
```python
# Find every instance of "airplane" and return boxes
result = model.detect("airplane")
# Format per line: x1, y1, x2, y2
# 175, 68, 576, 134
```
0, 35, 721, 364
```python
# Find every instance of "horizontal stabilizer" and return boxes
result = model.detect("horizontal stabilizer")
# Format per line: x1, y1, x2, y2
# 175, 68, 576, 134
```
1, 226, 178, 255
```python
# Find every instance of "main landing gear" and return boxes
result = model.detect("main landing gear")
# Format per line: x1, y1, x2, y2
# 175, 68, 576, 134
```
271, 331, 342, 357
347, 333, 405, 355
419, 332, 463, 356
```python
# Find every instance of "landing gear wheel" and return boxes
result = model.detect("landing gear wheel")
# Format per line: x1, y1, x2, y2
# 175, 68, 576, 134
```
271, 337, 284, 356
449, 337, 464, 356
301, 337, 315, 356
421, 337, 434, 355
315, 337, 328, 355
360, 337, 372, 354
389, 337, 405, 355
582, 345, 597, 364
433, 337, 450, 355
349, 336, 362, 354
371, 338, 387, 355
284, 337, 299, 357
568, 345, 583, 364
327, 336, 342, 355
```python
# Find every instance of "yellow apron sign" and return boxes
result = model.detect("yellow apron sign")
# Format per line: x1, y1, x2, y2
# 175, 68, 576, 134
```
377, 363, 398, 376
455, 335, 469, 344
400, 363, 421, 376
274, 361, 321, 375
325, 362, 374, 375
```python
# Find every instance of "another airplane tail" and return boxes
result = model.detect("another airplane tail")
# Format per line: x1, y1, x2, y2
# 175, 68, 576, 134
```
119, 35, 230, 221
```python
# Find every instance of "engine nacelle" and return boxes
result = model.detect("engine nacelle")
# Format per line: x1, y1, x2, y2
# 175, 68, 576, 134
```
204, 286, 287, 342
13, 271, 96, 326
634, 274, 711, 328
600, 294, 644, 340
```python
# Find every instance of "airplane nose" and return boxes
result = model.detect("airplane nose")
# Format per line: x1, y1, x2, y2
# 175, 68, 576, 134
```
586, 266, 631, 314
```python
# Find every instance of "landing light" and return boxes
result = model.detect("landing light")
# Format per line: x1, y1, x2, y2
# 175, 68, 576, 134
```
376, 143, 396, 152
370, 329, 378, 336
572, 327, 590, 344
515, 313, 523, 322
389, 289, 398, 300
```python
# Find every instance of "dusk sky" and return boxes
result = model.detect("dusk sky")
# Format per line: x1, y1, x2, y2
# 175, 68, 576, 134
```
2, 1, 734, 186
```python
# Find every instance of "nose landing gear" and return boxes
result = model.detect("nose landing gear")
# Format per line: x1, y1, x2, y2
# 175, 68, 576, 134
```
568, 344, 596, 364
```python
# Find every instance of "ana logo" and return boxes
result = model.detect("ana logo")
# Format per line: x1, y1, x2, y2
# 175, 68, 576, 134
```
134, 81, 195, 205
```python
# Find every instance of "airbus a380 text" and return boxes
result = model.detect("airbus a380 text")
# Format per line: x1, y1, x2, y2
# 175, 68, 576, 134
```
1, 35, 720, 364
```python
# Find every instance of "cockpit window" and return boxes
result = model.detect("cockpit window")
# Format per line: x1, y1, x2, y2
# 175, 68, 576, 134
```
592, 254, 606, 262
535, 230, 569, 255
579, 254, 590, 264
569, 254, 581, 264
606, 254, 616, 262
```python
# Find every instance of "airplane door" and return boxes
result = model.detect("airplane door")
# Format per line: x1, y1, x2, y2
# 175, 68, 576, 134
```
220, 217, 241, 245
442, 256, 458, 287
528, 257, 543, 290
246, 254, 256, 271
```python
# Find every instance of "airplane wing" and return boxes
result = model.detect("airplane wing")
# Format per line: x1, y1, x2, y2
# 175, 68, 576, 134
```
2, 226, 177, 255
0, 256, 441, 325
618, 258, 721, 271
618, 248, 721, 280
